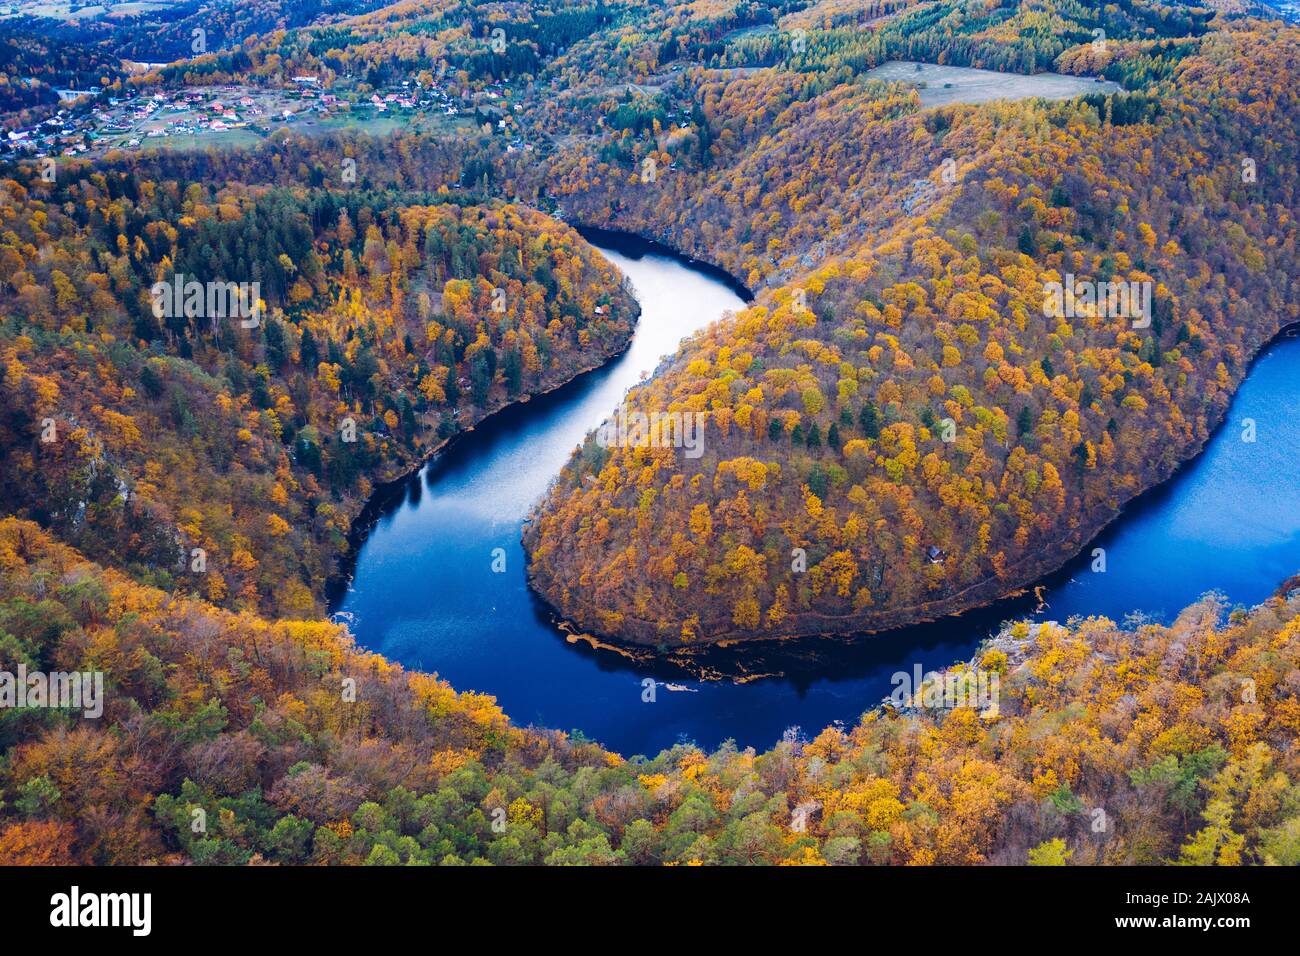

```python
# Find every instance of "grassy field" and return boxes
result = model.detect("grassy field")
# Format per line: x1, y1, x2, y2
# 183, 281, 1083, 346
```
296, 110, 477, 138
865, 60, 1123, 107
136, 128, 266, 152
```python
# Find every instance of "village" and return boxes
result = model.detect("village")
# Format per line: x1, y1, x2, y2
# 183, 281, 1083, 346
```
0, 74, 535, 161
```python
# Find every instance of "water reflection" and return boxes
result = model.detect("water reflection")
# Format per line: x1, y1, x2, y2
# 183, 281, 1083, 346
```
336, 232, 1300, 757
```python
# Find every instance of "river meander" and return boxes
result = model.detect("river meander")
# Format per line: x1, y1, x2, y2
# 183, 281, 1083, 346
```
334, 231, 1300, 757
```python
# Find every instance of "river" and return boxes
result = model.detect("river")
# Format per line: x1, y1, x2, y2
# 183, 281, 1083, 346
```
333, 231, 1300, 758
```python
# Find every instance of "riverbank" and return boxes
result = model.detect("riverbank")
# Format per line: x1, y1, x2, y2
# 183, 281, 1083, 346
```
329, 222, 754, 610
524, 320, 1300, 653
339, 233, 1300, 755
326, 297, 639, 609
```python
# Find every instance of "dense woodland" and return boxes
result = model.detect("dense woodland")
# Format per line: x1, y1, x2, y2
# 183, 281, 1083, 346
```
0, 168, 636, 618
525, 16, 1300, 646
0, 0, 1297, 865
0, 517, 1297, 865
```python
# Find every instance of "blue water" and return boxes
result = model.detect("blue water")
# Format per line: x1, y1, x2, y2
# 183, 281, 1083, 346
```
335, 234, 1300, 757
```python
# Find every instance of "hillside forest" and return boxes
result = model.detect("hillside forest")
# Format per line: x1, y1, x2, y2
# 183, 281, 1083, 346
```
0, 0, 1297, 867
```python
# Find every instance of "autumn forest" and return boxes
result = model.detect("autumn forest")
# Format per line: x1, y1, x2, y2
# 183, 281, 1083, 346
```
0, 0, 1297, 875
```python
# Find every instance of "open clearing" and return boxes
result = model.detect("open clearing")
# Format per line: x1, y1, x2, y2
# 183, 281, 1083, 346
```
865, 60, 1123, 107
